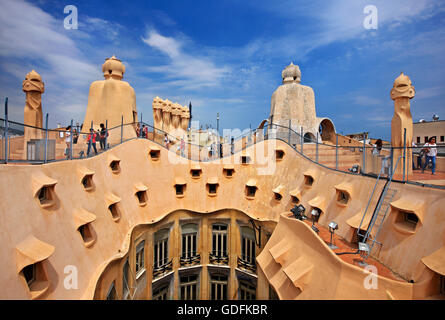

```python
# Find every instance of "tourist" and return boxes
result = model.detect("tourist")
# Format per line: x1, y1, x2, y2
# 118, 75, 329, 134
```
372, 139, 382, 156
99, 123, 108, 150
418, 145, 425, 169
73, 128, 79, 144
208, 144, 213, 159
65, 125, 72, 158
412, 141, 417, 170
180, 137, 185, 157
87, 128, 98, 156
136, 123, 141, 137
421, 137, 437, 175
164, 134, 170, 150
142, 124, 148, 138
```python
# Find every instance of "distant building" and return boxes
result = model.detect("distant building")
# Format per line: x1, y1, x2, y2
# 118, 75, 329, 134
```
413, 117, 445, 146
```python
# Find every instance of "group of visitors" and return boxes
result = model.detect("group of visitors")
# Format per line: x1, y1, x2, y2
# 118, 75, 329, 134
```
371, 137, 437, 175
86, 123, 108, 156
136, 123, 149, 138
414, 137, 437, 175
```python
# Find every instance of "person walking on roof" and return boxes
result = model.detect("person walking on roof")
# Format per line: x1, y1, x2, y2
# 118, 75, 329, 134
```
421, 137, 437, 175
87, 128, 98, 156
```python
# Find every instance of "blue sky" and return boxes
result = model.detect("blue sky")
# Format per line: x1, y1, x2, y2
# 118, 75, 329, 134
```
0, 0, 444, 140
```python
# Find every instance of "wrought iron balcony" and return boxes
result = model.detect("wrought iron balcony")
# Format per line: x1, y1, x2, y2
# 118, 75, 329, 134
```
153, 259, 173, 278
209, 252, 229, 265
237, 256, 256, 273
180, 253, 201, 267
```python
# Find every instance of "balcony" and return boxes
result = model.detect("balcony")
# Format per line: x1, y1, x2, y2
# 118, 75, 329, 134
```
153, 259, 173, 279
180, 253, 201, 267
209, 252, 229, 266
237, 256, 257, 274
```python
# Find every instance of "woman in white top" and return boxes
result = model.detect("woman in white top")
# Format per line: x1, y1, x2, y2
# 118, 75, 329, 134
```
65, 125, 72, 157
421, 137, 437, 175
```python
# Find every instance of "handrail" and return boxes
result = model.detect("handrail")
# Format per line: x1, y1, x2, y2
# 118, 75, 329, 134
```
1, 118, 444, 190
362, 156, 402, 258
356, 165, 386, 236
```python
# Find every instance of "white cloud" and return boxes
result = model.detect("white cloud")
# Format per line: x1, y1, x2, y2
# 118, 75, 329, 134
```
0, 0, 100, 84
243, 0, 442, 61
141, 29, 231, 89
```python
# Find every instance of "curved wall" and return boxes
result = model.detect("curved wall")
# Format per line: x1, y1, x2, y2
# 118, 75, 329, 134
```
0, 138, 444, 299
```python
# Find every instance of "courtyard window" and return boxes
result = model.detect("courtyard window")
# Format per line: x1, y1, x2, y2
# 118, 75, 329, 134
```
181, 223, 198, 261
210, 274, 228, 300
153, 283, 169, 300
239, 226, 256, 272
239, 279, 256, 300
180, 274, 198, 300
135, 240, 145, 278
154, 229, 169, 270
106, 281, 117, 300
122, 259, 130, 299
210, 224, 228, 264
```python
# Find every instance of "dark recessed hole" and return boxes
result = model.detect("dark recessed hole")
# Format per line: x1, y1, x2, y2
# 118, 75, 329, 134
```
81, 175, 94, 190
108, 203, 121, 221
395, 211, 419, 232
405, 213, 418, 224
78, 224, 94, 244
246, 186, 257, 198
241, 156, 250, 164
337, 191, 349, 205
110, 160, 120, 173
37, 186, 55, 207
223, 168, 235, 177
22, 264, 36, 286
149, 150, 160, 160
20, 261, 50, 298
136, 190, 148, 205
276, 150, 285, 160
274, 193, 282, 201
190, 169, 202, 178
304, 176, 314, 186
291, 196, 300, 205
207, 183, 218, 195
175, 184, 186, 196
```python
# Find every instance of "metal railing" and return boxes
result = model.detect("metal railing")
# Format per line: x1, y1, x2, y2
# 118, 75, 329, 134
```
209, 252, 229, 265
153, 259, 173, 278
179, 253, 201, 267
1, 99, 443, 189
237, 256, 257, 273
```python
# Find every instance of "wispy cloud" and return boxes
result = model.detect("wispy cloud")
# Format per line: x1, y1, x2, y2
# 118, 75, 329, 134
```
141, 29, 231, 90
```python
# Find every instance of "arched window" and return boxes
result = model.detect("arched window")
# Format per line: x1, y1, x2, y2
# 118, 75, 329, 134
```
240, 226, 256, 267
210, 224, 228, 264
181, 223, 198, 260
154, 229, 170, 269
